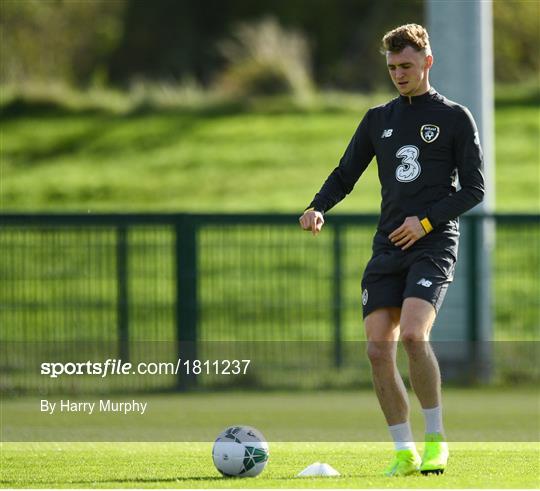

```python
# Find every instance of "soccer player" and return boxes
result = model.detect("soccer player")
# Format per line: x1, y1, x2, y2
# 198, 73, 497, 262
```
299, 24, 484, 476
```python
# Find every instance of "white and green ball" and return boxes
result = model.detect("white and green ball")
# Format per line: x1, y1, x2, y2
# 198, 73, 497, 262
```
212, 426, 269, 477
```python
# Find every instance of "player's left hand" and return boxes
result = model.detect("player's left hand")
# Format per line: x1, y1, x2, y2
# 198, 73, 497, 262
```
388, 216, 426, 250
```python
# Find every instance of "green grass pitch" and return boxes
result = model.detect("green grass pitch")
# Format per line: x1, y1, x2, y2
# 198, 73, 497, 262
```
2, 389, 539, 488
2, 96, 538, 213
1, 441, 539, 488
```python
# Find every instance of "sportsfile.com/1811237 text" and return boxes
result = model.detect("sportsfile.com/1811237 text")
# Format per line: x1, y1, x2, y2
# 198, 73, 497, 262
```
40, 359, 252, 378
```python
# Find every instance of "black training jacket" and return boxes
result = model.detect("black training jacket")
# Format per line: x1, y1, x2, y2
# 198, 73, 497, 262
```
308, 88, 485, 251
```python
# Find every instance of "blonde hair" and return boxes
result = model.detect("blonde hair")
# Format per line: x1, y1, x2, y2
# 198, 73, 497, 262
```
381, 24, 431, 55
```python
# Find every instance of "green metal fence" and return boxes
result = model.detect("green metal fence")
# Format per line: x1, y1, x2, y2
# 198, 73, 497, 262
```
1, 213, 538, 394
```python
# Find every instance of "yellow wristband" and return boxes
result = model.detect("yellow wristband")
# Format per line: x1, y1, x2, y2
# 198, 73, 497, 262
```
420, 217, 433, 234
304, 207, 315, 213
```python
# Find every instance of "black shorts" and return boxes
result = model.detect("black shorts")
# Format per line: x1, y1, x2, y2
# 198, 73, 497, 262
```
361, 244, 456, 319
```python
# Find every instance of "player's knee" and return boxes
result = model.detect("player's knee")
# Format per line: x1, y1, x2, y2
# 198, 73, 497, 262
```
400, 329, 428, 351
366, 341, 394, 366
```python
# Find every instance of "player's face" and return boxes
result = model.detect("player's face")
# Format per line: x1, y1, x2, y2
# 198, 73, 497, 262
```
386, 46, 432, 97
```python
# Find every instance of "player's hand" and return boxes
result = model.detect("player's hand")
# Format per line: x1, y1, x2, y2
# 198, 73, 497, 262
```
388, 216, 426, 250
299, 210, 325, 236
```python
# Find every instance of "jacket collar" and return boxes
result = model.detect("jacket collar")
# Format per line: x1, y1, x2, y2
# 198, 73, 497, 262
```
399, 87, 437, 105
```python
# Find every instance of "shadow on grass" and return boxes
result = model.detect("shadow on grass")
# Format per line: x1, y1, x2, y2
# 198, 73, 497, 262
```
494, 87, 540, 108
0, 93, 364, 121
2, 111, 203, 167
3, 97, 340, 168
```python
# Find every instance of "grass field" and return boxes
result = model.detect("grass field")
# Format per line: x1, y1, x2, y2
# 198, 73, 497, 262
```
3, 389, 539, 442
2, 441, 539, 489
1, 390, 539, 488
1, 94, 539, 212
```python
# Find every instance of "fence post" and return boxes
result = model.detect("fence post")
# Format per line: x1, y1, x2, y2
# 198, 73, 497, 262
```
466, 216, 479, 345
175, 215, 198, 390
465, 214, 492, 382
332, 224, 343, 368
465, 215, 479, 382
116, 225, 129, 362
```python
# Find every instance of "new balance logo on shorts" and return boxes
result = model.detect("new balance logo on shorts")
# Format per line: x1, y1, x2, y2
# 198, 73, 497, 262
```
417, 278, 432, 288
381, 129, 393, 138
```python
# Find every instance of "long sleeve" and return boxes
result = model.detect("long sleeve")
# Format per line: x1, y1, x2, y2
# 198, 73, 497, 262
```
308, 110, 375, 213
426, 107, 485, 226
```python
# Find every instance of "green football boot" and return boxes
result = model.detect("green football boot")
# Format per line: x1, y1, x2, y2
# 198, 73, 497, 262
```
384, 449, 421, 477
420, 433, 449, 475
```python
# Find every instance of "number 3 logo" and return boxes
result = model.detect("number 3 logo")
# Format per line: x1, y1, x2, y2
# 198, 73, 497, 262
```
395, 145, 421, 182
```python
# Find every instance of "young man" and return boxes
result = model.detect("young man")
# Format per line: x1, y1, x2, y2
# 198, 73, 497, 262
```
299, 24, 484, 476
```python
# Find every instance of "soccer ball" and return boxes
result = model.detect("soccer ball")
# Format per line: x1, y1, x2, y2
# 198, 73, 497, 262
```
212, 425, 269, 477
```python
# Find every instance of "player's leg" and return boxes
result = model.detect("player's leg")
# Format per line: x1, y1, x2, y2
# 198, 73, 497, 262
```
399, 297, 440, 411
401, 253, 455, 475
365, 307, 421, 476
400, 298, 448, 474
365, 307, 404, 424
362, 248, 422, 475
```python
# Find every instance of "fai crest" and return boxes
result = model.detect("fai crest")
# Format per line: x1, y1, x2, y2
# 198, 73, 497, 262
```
420, 124, 440, 143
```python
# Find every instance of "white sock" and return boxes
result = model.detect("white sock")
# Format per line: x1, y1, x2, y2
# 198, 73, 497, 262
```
422, 405, 444, 435
388, 422, 416, 451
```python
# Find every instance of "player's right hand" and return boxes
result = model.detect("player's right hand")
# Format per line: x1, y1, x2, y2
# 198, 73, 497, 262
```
299, 209, 325, 236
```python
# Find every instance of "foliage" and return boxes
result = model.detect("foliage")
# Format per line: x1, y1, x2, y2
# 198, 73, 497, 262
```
216, 17, 313, 99
493, 1, 540, 83
102, 0, 424, 91
0, 0, 125, 85
1, 0, 537, 88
